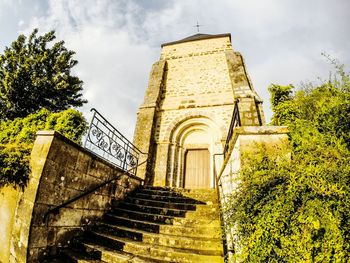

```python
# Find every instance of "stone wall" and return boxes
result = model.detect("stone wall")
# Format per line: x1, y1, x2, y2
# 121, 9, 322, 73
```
0, 186, 20, 263
7, 131, 142, 263
133, 60, 166, 183
217, 126, 289, 261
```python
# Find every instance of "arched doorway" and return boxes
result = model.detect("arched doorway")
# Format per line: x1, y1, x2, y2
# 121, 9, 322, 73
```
167, 117, 223, 189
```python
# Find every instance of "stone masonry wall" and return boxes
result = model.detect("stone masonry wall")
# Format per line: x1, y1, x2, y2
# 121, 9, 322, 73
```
217, 126, 289, 261
225, 50, 265, 126
133, 60, 167, 183
133, 34, 267, 186
152, 37, 236, 185
9, 131, 142, 263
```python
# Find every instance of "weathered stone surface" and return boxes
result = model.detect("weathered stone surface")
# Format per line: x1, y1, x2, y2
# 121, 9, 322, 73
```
218, 125, 290, 262
2, 131, 143, 263
51, 186, 224, 262
0, 185, 19, 263
133, 33, 266, 187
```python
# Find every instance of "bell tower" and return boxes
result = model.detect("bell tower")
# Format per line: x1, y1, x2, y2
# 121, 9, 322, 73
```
133, 33, 265, 188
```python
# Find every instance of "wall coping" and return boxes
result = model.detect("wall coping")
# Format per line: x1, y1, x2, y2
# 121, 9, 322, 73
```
233, 126, 289, 136
217, 125, 289, 179
36, 130, 144, 183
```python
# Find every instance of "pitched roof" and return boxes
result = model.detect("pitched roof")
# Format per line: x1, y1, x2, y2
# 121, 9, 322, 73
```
161, 33, 231, 47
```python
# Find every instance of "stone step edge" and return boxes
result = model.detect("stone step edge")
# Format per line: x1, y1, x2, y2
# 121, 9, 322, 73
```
105, 213, 221, 228
98, 222, 223, 243
138, 188, 218, 198
82, 242, 215, 263
59, 248, 102, 263
79, 242, 159, 263
89, 231, 224, 256
127, 196, 213, 207
173, 217, 221, 225
112, 207, 176, 220
132, 193, 207, 203
121, 200, 219, 212
141, 186, 218, 193
116, 202, 219, 218
116, 201, 194, 213
104, 213, 161, 227
184, 210, 220, 219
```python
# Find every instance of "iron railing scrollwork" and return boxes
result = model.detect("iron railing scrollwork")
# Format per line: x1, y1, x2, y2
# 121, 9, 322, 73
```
223, 100, 241, 158
43, 109, 148, 223
84, 108, 144, 176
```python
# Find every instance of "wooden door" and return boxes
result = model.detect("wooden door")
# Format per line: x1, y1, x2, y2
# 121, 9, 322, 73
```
184, 149, 210, 189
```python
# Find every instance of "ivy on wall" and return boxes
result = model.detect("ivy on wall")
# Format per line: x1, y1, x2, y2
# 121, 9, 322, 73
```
224, 59, 350, 262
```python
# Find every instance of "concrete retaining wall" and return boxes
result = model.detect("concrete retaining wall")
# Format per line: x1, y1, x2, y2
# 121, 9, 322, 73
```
3, 131, 142, 263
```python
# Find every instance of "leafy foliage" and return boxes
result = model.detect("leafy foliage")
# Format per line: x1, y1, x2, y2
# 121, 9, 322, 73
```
0, 28, 87, 120
225, 60, 350, 262
0, 108, 87, 189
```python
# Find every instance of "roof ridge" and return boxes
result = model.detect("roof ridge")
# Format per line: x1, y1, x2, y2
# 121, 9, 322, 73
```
161, 33, 231, 47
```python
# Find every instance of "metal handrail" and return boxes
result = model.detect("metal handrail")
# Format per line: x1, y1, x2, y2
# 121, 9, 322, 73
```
214, 101, 241, 261
43, 109, 149, 223
84, 108, 146, 176
213, 153, 229, 261
43, 159, 147, 223
223, 100, 240, 158
213, 153, 235, 262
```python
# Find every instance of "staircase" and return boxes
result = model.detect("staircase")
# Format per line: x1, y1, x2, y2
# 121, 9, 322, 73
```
45, 186, 224, 262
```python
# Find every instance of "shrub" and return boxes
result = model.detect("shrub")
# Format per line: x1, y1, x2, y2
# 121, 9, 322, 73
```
0, 108, 87, 189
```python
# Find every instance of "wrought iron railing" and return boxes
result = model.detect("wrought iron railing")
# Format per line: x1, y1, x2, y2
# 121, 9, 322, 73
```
43, 109, 148, 223
214, 153, 237, 262
223, 100, 241, 158
84, 108, 144, 176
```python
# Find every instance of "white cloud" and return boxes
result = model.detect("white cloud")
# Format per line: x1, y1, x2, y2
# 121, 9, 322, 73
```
1, 0, 348, 137
23, 0, 159, 138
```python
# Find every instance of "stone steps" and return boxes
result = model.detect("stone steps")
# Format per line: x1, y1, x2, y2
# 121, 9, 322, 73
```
81, 233, 223, 263
103, 212, 222, 238
104, 213, 161, 233
95, 223, 223, 251
47, 186, 224, 262
73, 242, 159, 263
59, 248, 103, 263
140, 187, 218, 203
111, 207, 176, 224
125, 196, 198, 210
117, 201, 189, 217
130, 192, 206, 204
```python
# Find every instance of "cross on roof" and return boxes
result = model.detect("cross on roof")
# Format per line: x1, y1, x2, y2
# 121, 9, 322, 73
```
193, 21, 203, 32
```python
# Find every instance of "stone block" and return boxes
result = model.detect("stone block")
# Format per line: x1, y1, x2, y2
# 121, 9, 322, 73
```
36, 182, 60, 206
28, 226, 48, 248
87, 158, 112, 179
47, 139, 78, 170
29, 203, 49, 227
27, 247, 48, 263
55, 227, 82, 247
74, 151, 91, 174
49, 208, 84, 227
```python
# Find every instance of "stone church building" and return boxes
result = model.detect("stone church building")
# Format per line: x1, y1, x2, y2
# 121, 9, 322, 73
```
134, 33, 265, 188
0, 33, 288, 263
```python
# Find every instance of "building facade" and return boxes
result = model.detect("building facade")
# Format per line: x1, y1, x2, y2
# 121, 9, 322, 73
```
133, 33, 265, 188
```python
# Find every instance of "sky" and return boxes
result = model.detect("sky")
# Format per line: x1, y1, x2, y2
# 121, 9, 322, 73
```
0, 0, 349, 139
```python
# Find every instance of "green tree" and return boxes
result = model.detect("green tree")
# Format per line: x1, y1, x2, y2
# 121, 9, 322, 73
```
0, 108, 87, 189
225, 61, 350, 262
0, 28, 87, 120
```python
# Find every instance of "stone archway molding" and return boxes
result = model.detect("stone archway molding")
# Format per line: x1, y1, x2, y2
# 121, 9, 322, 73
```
166, 114, 224, 188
